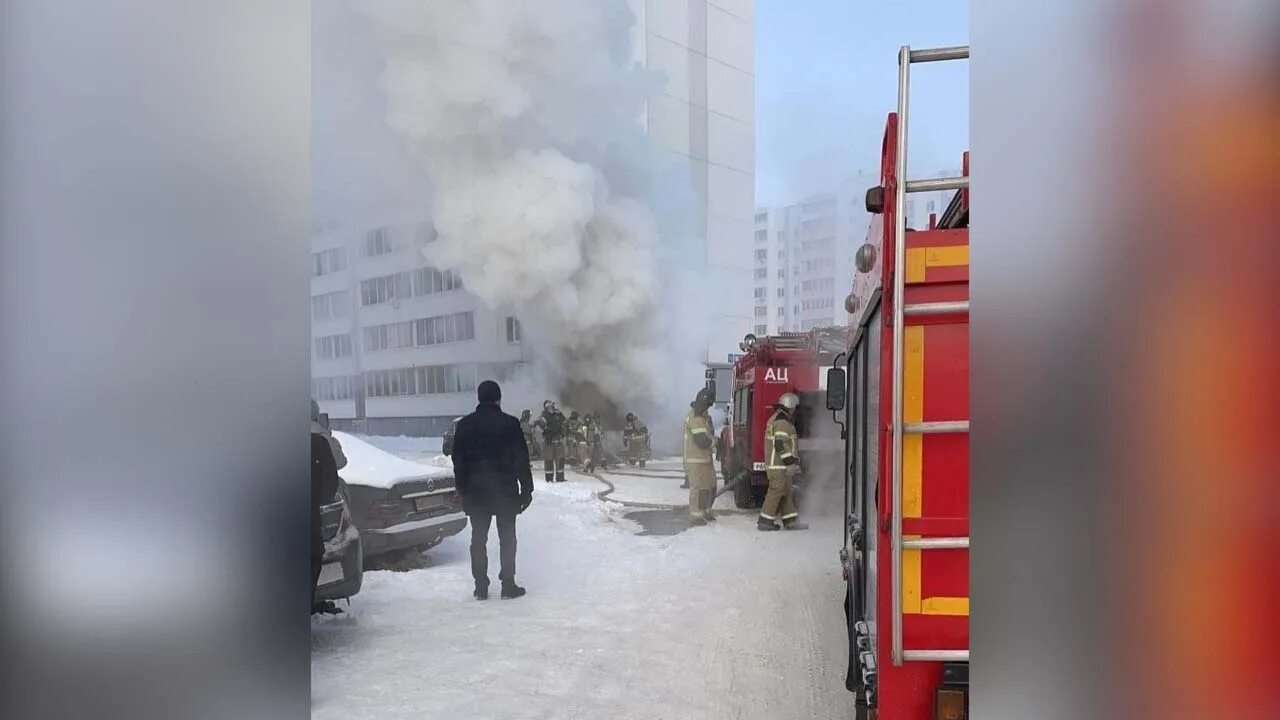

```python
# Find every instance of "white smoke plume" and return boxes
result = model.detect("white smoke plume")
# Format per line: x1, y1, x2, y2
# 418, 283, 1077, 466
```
346, 0, 710, 423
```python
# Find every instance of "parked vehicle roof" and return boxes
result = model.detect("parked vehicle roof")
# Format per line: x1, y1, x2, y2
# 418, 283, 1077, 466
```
333, 431, 452, 489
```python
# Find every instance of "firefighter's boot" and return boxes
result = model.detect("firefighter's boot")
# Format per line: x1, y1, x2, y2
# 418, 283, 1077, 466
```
700, 491, 716, 521
783, 517, 809, 531
757, 516, 780, 531
500, 583, 526, 600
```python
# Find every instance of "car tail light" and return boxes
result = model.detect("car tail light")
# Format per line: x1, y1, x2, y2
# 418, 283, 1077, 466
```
370, 500, 408, 520
446, 493, 462, 510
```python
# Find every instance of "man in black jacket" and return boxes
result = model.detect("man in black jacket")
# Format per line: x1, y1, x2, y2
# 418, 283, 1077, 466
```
451, 380, 534, 600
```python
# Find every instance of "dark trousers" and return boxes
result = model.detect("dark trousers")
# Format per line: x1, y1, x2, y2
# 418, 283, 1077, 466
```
469, 512, 517, 587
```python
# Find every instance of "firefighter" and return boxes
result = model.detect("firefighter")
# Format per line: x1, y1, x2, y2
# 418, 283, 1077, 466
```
583, 413, 603, 473
623, 412, 650, 467
759, 392, 808, 531
535, 400, 567, 483
519, 409, 541, 460
569, 411, 592, 470
682, 389, 716, 489
683, 388, 718, 525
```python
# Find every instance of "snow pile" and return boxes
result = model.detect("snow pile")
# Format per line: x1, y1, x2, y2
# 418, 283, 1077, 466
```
348, 0, 710, 422
332, 431, 450, 489
354, 434, 442, 461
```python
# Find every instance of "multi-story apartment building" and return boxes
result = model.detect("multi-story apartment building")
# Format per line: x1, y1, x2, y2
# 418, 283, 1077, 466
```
752, 168, 958, 335
310, 222, 529, 435
634, 0, 756, 364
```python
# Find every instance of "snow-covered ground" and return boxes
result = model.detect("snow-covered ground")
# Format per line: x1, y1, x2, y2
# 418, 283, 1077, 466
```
312, 441, 851, 720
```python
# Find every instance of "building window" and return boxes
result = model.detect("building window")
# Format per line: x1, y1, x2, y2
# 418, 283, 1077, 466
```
754, 324, 768, 336
777, 288, 785, 298
413, 266, 464, 296
777, 269, 785, 279
505, 316, 522, 343
754, 211, 767, 223
366, 364, 478, 397
314, 333, 353, 360
754, 229, 767, 243
360, 272, 413, 306
311, 291, 350, 321
413, 311, 476, 347
363, 320, 416, 353
364, 227, 394, 257
754, 268, 767, 280
754, 306, 767, 318
313, 375, 357, 401
778, 249, 785, 260
777, 306, 785, 318
311, 247, 347, 277
753, 287, 766, 299
754, 249, 767, 263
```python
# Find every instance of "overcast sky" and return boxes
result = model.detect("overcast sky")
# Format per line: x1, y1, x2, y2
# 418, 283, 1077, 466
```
755, 0, 969, 207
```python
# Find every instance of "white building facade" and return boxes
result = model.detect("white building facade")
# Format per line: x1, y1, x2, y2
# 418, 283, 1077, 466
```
634, 0, 756, 365
310, 222, 529, 435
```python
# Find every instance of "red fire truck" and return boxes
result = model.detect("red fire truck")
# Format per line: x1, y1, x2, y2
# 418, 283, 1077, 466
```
825, 45, 970, 720
721, 332, 822, 508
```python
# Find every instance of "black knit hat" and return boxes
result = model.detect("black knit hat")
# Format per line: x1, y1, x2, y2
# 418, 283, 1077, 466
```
477, 380, 501, 404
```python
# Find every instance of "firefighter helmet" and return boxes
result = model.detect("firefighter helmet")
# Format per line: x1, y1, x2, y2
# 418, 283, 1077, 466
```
626, 412, 636, 422
778, 392, 800, 411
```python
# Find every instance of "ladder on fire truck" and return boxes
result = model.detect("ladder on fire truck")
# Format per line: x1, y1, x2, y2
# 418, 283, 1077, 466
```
890, 44, 970, 667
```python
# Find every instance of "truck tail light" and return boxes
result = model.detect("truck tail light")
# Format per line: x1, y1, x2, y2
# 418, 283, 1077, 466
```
935, 687, 967, 720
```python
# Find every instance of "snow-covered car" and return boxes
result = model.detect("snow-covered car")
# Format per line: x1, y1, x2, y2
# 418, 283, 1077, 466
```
335, 431, 467, 559
315, 478, 363, 602
441, 417, 462, 457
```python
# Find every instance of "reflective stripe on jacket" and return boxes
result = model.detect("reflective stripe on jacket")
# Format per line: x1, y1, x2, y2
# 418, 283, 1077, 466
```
683, 410, 714, 463
765, 410, 798, 470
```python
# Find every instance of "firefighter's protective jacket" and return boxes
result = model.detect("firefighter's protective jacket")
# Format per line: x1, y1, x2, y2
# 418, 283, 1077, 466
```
624, 419, 648, 443
538, 409, 567, 441
683, 410, 714, 464
765, 409, 799, 470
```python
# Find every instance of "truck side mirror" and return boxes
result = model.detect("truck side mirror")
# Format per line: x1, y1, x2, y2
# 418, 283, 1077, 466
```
865, 186, 885, 214
825, 368, 847, 411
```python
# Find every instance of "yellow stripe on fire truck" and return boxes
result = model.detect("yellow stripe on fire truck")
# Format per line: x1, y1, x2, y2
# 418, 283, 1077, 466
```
902, 323, 969, 617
